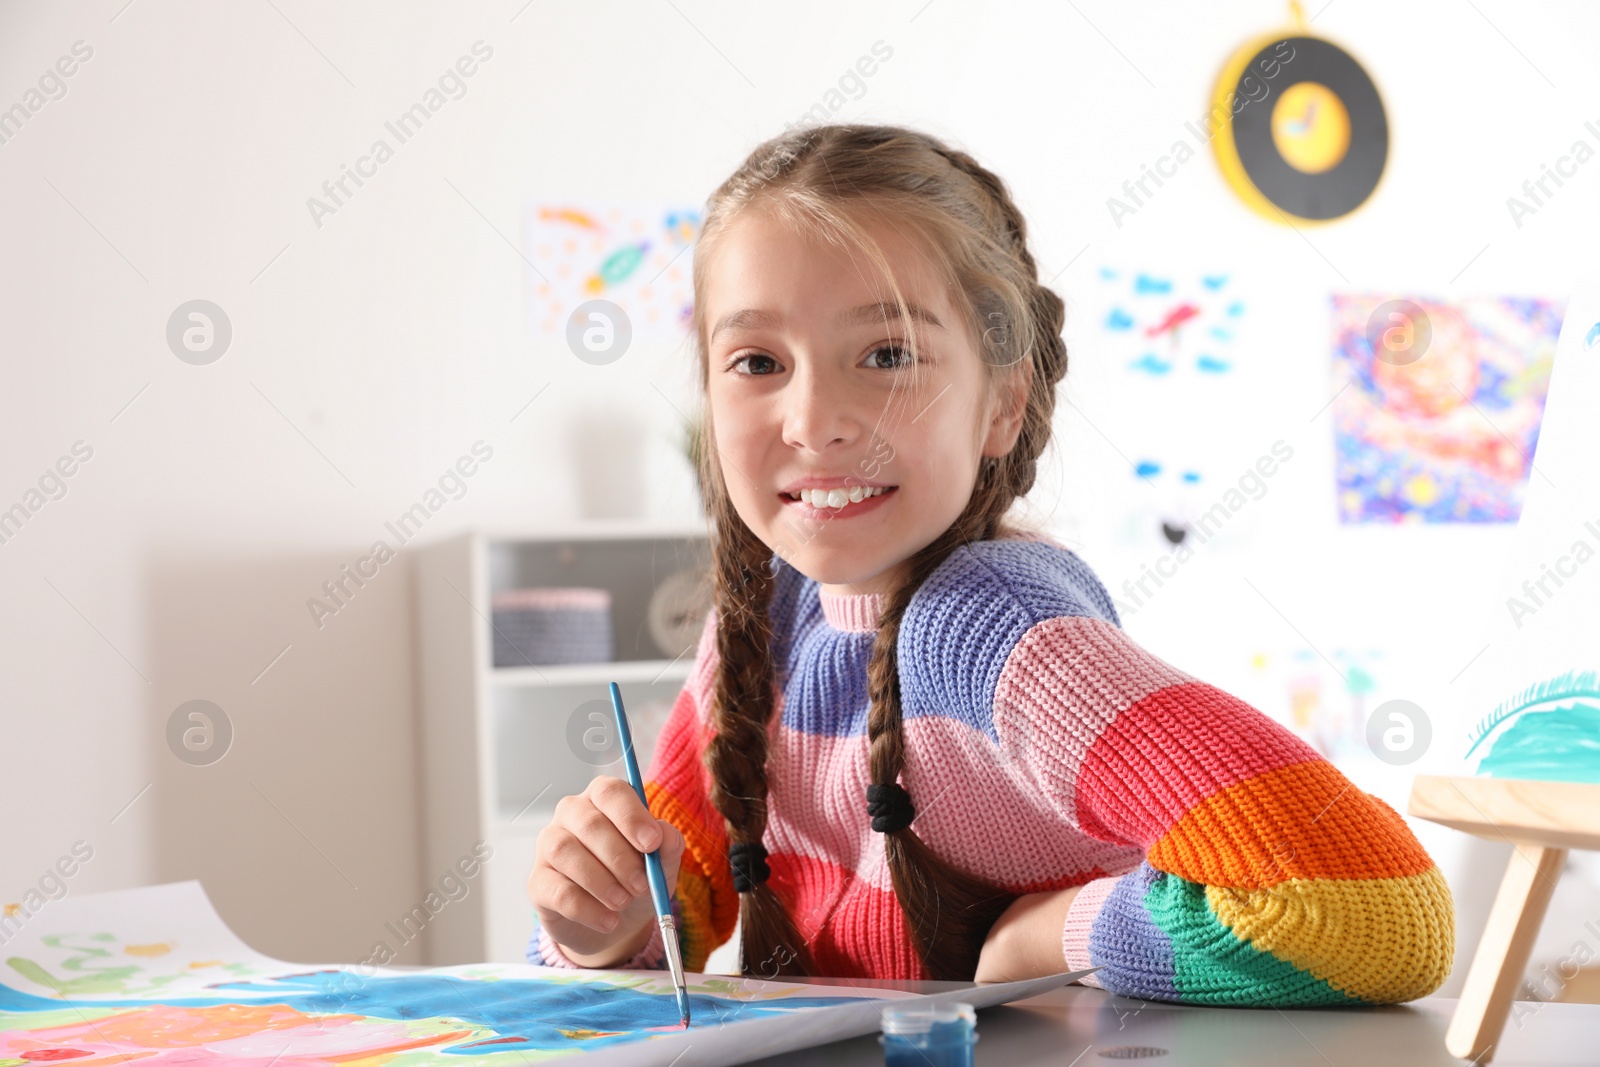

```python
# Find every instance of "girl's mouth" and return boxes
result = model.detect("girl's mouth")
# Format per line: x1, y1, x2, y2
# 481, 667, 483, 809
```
779, 485, 898, 520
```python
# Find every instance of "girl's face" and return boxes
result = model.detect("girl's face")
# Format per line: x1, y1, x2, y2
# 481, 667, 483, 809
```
702, 207, 1028, 597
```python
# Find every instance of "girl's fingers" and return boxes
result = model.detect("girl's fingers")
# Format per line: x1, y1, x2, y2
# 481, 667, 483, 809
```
588, 776, 663, 853
532, 865, 623, 934
542, 826, 635, 913
656, 820, 685, 887
584, 778, 659, 889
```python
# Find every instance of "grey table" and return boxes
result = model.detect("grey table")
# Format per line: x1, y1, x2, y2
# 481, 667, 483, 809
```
745, 979, 1600, 1066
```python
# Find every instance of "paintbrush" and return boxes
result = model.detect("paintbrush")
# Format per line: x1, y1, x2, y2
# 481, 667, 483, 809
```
607, 681, 691, 1029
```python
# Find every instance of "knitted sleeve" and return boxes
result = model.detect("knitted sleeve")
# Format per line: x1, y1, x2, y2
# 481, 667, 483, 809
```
1000, 613, 1455, 1005
528, 610, 738, 972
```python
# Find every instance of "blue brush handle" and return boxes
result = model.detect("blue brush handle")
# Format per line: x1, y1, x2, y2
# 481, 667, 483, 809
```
608, 682, 673, 918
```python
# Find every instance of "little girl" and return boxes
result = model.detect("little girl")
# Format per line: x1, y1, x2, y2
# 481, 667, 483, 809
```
526, 124, 1455, 1005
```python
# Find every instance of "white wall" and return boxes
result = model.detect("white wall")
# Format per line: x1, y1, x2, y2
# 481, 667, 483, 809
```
2, 0, 1597, 989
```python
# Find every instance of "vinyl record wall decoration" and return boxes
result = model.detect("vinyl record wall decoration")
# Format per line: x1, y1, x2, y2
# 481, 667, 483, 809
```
1212, 21, 1388, 224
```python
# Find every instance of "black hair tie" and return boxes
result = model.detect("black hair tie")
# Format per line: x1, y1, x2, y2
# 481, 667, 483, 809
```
728, 840, 771, 892
866, 782, 916, 833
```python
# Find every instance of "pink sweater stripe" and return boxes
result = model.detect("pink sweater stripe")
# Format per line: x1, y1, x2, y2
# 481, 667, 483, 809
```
765, 714, 1143, 890
993, 615, 1195, 828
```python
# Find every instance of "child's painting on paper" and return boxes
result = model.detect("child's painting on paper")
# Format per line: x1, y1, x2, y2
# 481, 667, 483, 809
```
524, 202, 700, 337
1448, 279, 1600, 784
1329, 293, 1562, 524
0, 882, 907, 1066
2, 882, 1079, 1066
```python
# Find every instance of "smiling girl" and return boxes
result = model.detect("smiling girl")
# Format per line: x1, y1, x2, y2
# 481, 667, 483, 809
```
525, 124, 1455, 1004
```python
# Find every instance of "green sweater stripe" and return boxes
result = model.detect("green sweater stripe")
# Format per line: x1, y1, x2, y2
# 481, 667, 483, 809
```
1142, 873, 1365, 1006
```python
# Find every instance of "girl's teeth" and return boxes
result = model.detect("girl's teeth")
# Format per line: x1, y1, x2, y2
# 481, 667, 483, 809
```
794, 485, 890, 509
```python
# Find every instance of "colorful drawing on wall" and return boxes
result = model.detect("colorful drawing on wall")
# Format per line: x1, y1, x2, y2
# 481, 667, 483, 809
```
1128, 461, 1204, 549
1098, 267, 1244, 380
1246, 645, 1382, 760
1329, 293, 1562, 524
524, 202, 701, 336
1090, 267, 1255, 552
0, 883, 1074, 1067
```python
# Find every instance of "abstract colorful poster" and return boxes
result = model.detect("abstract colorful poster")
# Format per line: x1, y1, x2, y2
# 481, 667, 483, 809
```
1328, 293, 1562, 523
0, 882, 1078, 1066
523, 202, 701, 337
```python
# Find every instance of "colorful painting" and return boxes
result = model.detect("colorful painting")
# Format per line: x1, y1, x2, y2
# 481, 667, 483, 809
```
1087, 267, 1254, 553
0, 883, 1076, 1066
1244, 645, 1383, 760
1096, 268, 1245, 380
524, 202, 700, 336
1329, 293, 1562, 523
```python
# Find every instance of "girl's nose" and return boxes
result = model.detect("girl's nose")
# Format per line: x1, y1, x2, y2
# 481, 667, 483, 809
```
781, 365, 859, 454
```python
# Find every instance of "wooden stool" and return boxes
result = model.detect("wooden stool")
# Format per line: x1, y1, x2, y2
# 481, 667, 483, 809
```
1408, 775, 1600, 1063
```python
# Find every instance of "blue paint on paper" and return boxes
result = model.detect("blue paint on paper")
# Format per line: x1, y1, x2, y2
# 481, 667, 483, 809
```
1133, 274, 1172, 295
1129, 353, 1173, 375
1106, 307, 1135, 330
0, 970, 864, 1055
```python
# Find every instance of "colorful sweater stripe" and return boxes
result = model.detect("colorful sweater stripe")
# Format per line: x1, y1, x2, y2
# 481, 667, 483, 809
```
527, 532, 1454, 1005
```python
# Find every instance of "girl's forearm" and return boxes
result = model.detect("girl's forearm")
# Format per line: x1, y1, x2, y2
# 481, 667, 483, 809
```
973, 885, 1082, 983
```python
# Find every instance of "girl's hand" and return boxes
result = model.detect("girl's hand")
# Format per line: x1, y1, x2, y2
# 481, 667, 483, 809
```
973, 886, 1082, 983
528, 776, 686, 966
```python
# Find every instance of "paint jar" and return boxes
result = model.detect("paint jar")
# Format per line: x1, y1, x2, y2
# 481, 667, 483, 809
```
878, 1002, 977, 1067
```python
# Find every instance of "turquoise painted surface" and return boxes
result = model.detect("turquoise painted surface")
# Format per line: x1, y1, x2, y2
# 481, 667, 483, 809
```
1477, 700, 1600, 783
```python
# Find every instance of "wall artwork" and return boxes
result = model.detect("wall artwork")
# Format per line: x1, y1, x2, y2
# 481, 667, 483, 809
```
1329, 293, 1562, 523
524, 202, 701, 337
1244, 644, 1383, 760
1088, 266, 1254, 554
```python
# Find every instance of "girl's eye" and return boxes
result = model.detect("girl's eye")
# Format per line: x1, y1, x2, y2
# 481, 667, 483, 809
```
867, 343, 915, 369
726, 343, 915, 375
729, 352, 781, 376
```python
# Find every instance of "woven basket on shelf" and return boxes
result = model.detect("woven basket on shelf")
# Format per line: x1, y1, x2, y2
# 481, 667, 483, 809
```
490, 587, 613, 667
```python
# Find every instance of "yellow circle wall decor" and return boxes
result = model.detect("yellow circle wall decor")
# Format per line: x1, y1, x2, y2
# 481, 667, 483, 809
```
1211, 11, 1388, 224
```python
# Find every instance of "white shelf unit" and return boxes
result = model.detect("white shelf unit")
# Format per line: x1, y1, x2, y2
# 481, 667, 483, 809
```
413, 521, 712, 966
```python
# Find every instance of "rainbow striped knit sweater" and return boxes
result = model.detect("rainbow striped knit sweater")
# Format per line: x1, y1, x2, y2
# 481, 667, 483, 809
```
530, 532, 1455, 1005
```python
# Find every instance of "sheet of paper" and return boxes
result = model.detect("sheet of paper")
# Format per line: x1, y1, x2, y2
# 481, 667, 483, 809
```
1449, 274, 1600, 783
0, 881, 1086, 1065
